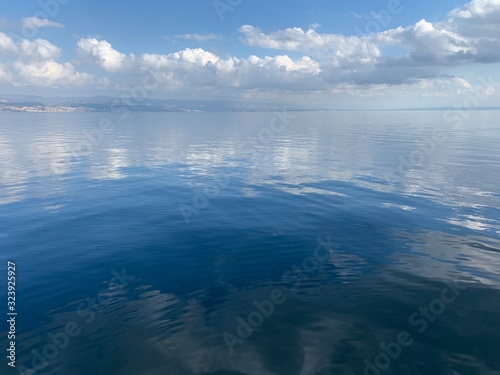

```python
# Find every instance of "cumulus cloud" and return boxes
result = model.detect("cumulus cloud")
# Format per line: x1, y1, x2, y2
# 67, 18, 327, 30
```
77, 38, 132, 72
235, 1, 500, 90
449, 0, 500, 19
376, 20, 474, 64
253, 55, 321, 74
447, 0, 500, 62
0, 33, 94, 89
0, 32, 17, 52
241, 25, 387, 79
170, 48, 220, 66
239, 25, 380, 62
22, 16, 64, 29
18, 39, 61, 61
13, 60, 92, 87
138, 48, 322, 90
240, 0, 500, 69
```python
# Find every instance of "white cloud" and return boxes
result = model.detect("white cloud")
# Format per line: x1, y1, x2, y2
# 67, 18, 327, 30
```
77, 38, 131, 72
22, 16, 64, 29
240, 25, 371, 53
247, 55, 321, 74
237, 0, 500, 86
171, 33, 222, 41
0, 33, 94, 89
13, 60, 92, 87
0, 33, 17, 52
239, 25, 382, 68
375, 20, 475, 63
449, 0, 500, 18
446, 0, 500, 62
138, 48, 322, 91
171, 48, 220, 65
19, 39, 61, 61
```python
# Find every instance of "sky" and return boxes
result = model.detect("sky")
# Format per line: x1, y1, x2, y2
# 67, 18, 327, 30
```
0, 0, 499, 109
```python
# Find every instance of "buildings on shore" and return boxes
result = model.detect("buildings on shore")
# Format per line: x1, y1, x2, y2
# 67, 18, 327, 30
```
0, 105, 90, 113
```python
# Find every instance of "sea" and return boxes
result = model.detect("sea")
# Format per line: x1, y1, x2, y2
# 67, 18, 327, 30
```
0, 110, 499, 375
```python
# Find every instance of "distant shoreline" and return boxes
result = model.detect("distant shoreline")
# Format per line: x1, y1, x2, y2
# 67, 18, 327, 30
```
2, 105, 500, 113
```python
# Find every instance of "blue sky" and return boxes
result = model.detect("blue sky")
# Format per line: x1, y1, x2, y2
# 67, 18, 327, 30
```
0, 0, 499, 109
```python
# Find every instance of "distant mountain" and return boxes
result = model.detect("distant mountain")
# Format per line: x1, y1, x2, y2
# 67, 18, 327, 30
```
1, 94, 499, 112
0, 94, 323, 112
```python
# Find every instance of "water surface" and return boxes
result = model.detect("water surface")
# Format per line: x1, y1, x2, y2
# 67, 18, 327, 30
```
0, 111, 499, 374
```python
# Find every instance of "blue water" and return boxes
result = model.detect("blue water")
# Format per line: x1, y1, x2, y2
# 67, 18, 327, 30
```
0, 111, 499, 375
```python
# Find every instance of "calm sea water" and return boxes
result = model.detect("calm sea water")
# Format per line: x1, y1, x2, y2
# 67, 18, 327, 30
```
0, 111, 499, 375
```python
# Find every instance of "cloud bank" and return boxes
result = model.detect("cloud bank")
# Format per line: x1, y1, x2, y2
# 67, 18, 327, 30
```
0, 0, 499, 103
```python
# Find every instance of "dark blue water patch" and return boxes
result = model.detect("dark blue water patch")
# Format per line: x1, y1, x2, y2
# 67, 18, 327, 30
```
2, 174, 497, 305
9, 269, 498, 375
